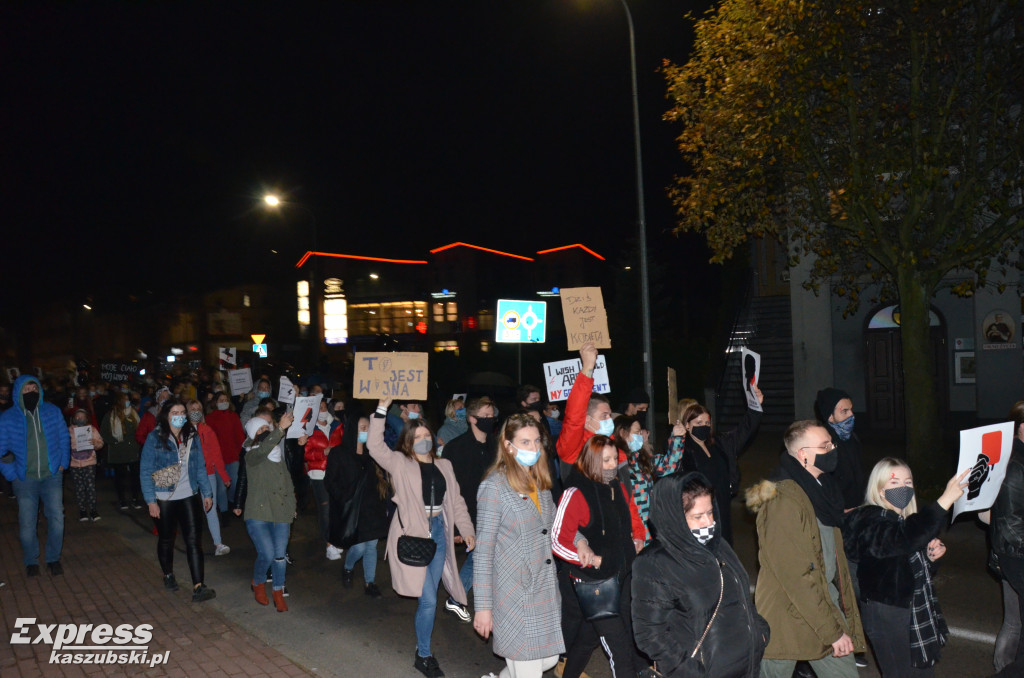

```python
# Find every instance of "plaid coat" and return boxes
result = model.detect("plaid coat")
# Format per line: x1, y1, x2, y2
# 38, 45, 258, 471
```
474, 472, 564, 660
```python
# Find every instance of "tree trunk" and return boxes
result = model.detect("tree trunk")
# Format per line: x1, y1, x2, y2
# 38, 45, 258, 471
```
896, 267, 943, 484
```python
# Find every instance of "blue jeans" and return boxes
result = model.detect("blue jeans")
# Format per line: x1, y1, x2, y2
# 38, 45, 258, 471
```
415, 514, 447, 658
344, 539, 379, 584
246, 519, 290, 590
205, 474, 223, 546
13, 474, 65, 566
220, 461, 239, 509
459, 548, 474, 594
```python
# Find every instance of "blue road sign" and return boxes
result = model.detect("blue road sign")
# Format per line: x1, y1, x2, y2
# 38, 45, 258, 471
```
253, 343, 268, 357
496, 299, 546, 343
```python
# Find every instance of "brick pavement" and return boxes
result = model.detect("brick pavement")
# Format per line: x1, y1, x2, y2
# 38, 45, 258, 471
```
0, 485, 312, 678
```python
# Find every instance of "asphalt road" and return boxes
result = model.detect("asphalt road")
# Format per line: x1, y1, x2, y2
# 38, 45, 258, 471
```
96, 429, 1006, 677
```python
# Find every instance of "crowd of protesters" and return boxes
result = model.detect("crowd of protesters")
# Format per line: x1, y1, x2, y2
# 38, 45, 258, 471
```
0, 346, 1020, 678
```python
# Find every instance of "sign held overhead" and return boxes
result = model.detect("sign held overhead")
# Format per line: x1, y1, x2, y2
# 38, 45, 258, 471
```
353, 352, 429, 400
559, 287, 611, 350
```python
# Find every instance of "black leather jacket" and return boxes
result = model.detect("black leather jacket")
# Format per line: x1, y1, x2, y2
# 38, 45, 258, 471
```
992, 439, 1024, 558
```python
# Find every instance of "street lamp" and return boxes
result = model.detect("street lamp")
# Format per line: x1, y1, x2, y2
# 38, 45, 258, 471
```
616, 0, 656, 441
262, 194, 320, 365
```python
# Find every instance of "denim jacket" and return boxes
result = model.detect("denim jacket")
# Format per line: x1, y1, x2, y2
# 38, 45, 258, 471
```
139, 428, 212, 504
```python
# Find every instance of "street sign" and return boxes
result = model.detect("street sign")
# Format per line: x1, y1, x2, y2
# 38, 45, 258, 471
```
253, 343, 268, 358
251, 333, 266, 345
496, 299, 546, 343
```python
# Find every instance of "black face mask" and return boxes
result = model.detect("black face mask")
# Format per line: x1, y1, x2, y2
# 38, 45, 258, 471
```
473, 416, 496, 435
814, 449, 839, 473
22, 392, 40, 412
690, 425, 711, 442
254, 430, 271, 444
527, 401, 545, 413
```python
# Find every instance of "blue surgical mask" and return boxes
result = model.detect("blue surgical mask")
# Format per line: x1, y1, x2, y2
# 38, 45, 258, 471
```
407, 411, 420, 420
170, 415, 187, 428
514, 446, 541, 467
357, 431, 368, 444
454, 409, 466, 420
628, 433, 644, 453
830, 415, 855, 441
596, 418, 614, 436
257, 390, 271, 399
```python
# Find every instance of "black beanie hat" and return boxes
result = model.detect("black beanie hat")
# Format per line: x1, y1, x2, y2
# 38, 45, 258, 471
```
626, 387, 650, 405
815, 387, 851, 423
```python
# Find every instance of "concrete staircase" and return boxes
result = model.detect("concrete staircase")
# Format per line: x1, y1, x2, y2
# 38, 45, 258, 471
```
715, 295, 794, 431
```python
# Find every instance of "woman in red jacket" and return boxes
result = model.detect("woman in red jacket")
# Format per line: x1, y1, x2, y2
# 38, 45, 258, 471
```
305, 400, 344, 560
204, 391, 246, 514
186, 400, 231, 556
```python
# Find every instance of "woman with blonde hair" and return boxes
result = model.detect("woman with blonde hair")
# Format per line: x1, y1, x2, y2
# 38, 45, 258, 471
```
102, 391, 143, 510
473, 412, 563, 678
842, 458, 969, 676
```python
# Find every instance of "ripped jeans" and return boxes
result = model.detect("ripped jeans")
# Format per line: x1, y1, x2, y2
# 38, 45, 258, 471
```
246, 519, 290, 590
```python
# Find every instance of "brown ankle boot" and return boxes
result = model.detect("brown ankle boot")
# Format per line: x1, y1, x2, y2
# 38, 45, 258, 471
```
252, 581, 268, 606
272, 588, 288, 612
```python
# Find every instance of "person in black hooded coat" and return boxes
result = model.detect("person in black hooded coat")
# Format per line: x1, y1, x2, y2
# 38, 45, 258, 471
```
632, 472, 768, 677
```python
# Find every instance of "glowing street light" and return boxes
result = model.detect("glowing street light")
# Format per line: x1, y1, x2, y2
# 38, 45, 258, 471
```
263, 194, 281, 207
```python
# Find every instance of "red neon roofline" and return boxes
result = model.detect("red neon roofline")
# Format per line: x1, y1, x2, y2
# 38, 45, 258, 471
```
429, 242, 535, 261
295, 251, 430, 268
536, 244, 606, 261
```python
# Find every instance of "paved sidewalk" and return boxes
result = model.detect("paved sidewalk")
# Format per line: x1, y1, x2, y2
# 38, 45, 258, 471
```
0, 487, 312, 678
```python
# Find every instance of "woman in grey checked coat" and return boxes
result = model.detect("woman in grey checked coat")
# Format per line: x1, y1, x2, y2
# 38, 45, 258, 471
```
473, 412, 564, 678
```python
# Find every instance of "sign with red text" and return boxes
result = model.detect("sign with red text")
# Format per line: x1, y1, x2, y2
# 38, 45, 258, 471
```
543, 355, 610, 402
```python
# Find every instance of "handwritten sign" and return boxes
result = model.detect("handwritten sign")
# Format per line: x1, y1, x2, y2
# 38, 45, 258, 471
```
543, 355, 611, 402
739, 348, 762, 412
228, 368, 253, 396
287, 394, 323, 439
278, 376, 296, 405
952, 422, 1014, 520
559, 287, 611, 350
73, 426, 94, 452
99, 362, 140, 383
353, 352, 428, 400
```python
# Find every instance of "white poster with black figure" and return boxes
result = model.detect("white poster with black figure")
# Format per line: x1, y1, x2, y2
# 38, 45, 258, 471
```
73, 426, 94, 452
287, 394, 323, 439
952, 422, 1015, 520
278, 376, 296, 404
739, 348, 762, 413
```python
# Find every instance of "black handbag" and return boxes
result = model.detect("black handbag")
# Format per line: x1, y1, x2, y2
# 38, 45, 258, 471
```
571, 490, 621, 620
395, 459, 438, 567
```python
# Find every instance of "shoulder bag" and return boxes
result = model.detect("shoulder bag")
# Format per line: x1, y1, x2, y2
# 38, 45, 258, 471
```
396, 458, 438, 567
571, 487, 621, 620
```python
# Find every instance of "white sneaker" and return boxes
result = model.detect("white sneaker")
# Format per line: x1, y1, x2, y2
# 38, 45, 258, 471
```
325, 544, 343, 561
214, 544, 231, 556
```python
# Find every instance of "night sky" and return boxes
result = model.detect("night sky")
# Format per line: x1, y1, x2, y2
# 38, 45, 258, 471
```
2, 1, 716, 310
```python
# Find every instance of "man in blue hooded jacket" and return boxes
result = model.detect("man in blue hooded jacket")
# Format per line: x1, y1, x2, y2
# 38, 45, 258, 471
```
0, 375, 71, 576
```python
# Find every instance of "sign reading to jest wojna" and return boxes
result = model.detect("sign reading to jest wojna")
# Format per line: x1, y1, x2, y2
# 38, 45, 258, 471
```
353, 352, 428, 400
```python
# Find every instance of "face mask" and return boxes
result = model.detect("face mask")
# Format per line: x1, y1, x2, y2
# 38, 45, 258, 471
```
73, 418, 89, 427
299, 390, 309, 397
691, 522, 716, 545
527, 401, 545, 413
334, 408, 344, 417
884, 486, 915, 510
125, 402, 134, 411
454, 409, 466, 420
830, 415, 855, 441
596, 418, 615, 436
170, 415, 187, 428
548, 408, 560, 420
257, 390, 271, 399
474, 416, 496, 435
514, 446, 541, 467
407, 411, 420, 420
413, 438, 433, 455
216, 401, 230, 411
691, 425, 711, 442
22, 391, 39, 411
814, 448, 839, 473
628, 434, 644, 453
317, 415, 329, 425
187, 411, 203, 424
601, 466, 618, 483
89, 391, 96, 397
254, 430, 271, 443
357, 431, 368, 444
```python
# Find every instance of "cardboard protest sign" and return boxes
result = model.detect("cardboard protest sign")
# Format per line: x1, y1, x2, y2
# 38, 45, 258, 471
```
952, 421, 1015, 520
353, 352, 428, 400
543, 355, 611, 402
667, 368, 679, 424
219, 347, 237, 368
559, 287, 612, 350
287, 394, 324, 439
739, 348, 762, 412
278, 376, 296, 404
73, 426, 94, 452
453, 393, 467, 403
228, 368, 253, 396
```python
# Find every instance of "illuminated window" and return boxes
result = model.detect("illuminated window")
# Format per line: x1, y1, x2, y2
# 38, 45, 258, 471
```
434, 340, 459, 355
480, 341, 490, 353
433, 302, 445, 322
243, 294, 251, 308
349, 301, 429, 336
478, 310, 495, 331
296, 280, 310, 327
324, 298, 348, 344
445, 302, 458, 321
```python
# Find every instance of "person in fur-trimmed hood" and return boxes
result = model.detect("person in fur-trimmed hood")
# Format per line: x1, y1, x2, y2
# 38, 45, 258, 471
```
746, 420, 865, 678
